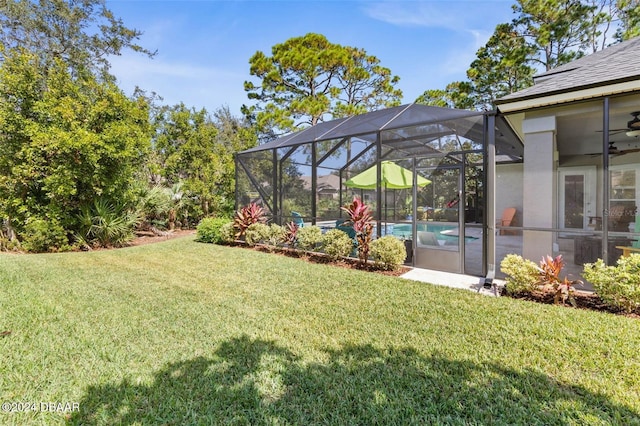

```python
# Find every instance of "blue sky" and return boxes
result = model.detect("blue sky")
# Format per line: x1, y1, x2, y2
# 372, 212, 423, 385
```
106, 0, 516, 116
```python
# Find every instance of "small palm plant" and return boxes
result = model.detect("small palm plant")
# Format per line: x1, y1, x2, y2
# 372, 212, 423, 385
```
76, 198, 140, 248
341, 197, 374, 265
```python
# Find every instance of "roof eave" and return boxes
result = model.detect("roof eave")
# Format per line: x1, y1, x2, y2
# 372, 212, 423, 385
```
496, 79, 640, 114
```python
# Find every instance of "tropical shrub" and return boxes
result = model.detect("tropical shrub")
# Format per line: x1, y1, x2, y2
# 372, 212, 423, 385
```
244, 223, 271, 246
196, 217, 232, 244
322, 229, 354, 260
370, 236, 406, 270
267, 224, 286, 247
500, 254, 540, 295
296, 225, 323, 251
219, 222, 236, 244
21, 218, 70, 253
538, 254, 581, 306
233, 203, 266, 239
583, 255, 640, 313
341, 197, 374, 265
76, 199, 140, 249
281, 222, 299, 247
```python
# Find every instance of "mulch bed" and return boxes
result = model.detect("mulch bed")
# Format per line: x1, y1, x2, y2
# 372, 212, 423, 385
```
130, 229, 196, 246
250, 244, 411, 277
503, 288, 640, 319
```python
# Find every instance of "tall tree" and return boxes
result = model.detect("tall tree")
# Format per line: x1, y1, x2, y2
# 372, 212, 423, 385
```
614, 0, 640, 40
466, 23, 536, 109
512, 0, 596, 70
0, 0, 154, 77
415, 81, 476, 110
333, 46, 402, 118
244, 33, 402, 137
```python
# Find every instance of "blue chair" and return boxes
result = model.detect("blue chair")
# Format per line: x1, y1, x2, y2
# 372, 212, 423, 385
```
291, 211, 304, 228
335, 219, 356, 239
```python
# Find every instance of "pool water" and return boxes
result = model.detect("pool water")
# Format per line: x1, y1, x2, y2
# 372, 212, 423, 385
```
388, 223, 478, 242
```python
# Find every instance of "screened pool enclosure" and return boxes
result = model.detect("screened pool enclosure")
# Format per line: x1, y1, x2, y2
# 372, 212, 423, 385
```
235, 104, 523, 276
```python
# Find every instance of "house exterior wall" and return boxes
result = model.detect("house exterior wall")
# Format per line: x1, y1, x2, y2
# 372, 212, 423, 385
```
496, 163, 523, 225
522, 116, 557, 261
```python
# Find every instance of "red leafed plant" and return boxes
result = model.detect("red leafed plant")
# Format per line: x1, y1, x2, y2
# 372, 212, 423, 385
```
341, 197, 374, 265
282, 221, 299, 247
538, 254, 582, 306
233, 203, 266, 239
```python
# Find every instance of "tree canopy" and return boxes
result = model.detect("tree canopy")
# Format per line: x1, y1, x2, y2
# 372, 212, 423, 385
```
152, 104, 256, 217
417, 0, 640, 111
244, 33, 402, 138
0, 0, 154, 77
0, 49, 151, 247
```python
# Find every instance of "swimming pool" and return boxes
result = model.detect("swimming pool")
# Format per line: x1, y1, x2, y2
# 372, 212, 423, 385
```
387, 223, 478, 242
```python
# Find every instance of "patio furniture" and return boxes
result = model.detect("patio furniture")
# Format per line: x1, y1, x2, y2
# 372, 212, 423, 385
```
417, 231, 439, 247
291, 211, 304, 228
574, 236, 628, 264
615, 245, 640, 257
496, 207, 517, 235
608, 204, 637, 232
335, 219, 356, 239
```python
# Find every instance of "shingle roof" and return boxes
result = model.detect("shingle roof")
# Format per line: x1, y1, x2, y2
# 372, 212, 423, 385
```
496, 36, 640, 103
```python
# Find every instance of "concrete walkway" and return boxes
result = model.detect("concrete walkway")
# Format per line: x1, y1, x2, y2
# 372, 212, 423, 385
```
400, 267, 505, 297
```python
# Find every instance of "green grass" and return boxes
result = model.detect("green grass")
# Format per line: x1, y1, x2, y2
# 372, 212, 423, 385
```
1, 236, 639, 425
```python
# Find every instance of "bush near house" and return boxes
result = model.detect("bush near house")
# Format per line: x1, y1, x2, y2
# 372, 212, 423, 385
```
583, 254, 640, 313
296, 225, 324, 252
370, 236, 407, 270
322, 229, 354, 260
244, 223, 271, 246
500, 254, 540, 295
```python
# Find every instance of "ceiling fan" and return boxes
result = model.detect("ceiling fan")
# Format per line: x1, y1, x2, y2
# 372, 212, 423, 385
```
588, 139, 640, 156
606, 111, 640, 137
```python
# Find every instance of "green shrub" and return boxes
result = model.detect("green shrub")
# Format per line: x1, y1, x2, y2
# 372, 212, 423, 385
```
583, 255, 640, 313
296, 226, 323, 251
322, 229, 354, 260
76, 199, 139, 248
370, 236, 406, 270
245, 223, 271, 246
267, 223, 286, 247
220, 222, 236, 244
21, 217, 70, 252
500, 254, 540, 295
196, 217, 232, 244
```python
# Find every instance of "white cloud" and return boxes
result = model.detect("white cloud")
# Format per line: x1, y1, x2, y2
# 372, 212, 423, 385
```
364, 1, 470, 30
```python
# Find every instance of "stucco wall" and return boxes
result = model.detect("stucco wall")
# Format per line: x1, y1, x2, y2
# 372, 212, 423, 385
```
496, 163, 523, 227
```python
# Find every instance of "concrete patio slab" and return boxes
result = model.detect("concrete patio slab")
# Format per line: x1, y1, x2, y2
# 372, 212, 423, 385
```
400, 267, 505, 297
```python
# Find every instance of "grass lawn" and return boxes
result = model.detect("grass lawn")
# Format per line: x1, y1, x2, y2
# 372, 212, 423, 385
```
1, 236, 639, 425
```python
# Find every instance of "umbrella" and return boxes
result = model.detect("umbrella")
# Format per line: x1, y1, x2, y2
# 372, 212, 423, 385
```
345, 161, 431, 227
345, 161, 431, 189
